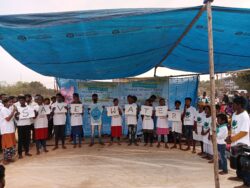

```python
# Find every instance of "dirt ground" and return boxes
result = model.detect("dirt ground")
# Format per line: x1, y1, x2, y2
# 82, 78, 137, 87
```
4, 140, 248, 188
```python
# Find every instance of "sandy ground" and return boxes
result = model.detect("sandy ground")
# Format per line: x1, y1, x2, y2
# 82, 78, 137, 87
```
3, 140, 248, 188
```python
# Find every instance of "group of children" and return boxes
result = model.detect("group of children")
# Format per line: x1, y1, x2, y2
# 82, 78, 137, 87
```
0, 93, 249, 177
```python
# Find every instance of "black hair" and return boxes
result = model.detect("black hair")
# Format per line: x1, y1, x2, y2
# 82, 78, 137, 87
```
51, 96, 56, 100
132, 96, 137, 102
150, 95, 157, 100
215, 104, 220, 110
44, 98, 50, 101
25, 94, 32, 98
113, 98, 118, 103
217, 113, 228, 124
92, 93, 98, 98
18, 95, 25, 100
175, 100, 181, 105
185, 97, 192, 102
159, 98, 165, 102
127, 95, 132, 99
2, 98, 10, 104
73, 93, 79, 98
233, 96, 246, 108
56, 93, 63, 97
204, 105, 211, 111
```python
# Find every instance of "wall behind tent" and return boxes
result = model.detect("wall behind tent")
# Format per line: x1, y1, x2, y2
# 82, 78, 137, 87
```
56, 76, 199, 136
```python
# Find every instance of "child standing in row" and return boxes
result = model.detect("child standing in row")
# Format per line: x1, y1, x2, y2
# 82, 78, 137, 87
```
193, 102, 205, 154
156, 98, 169, 148
15, 95, 33, 158
51, 93, 68, 150
70, 93, 83, 148
142, 99, 154, 147
126, 95, 139, 146
34, 95, 49, 154
89, 94, 104, 146
201, 106, 213, 160
216, 114, 228, 175
171, 100, 182, 150
109, 98, 122, 146
182, 97, 196, 152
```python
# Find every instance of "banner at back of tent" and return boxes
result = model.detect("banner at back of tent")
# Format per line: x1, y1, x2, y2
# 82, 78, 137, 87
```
57, 76, 198, 136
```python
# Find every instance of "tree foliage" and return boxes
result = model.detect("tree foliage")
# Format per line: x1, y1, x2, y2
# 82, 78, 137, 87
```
234, 70, 250, 92
0, 81, 56, 97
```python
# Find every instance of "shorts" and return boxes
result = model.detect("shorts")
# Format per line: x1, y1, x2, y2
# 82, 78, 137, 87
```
184, 125, 193, 139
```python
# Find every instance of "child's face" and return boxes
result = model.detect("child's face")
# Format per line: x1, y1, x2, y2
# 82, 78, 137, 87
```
205, 107, 211, 115
6, 100, 13, 108
92, 96, 98, 103
185, 100, 191, 106
217, 117, 223, 125
44, 100, 50, 105
175, 103, 180, 108
159, 100, 165, 106
198, 104, 203, 111
127, 97, 133, 104
37, 97, 43, 105
56, 96, 63, 103
73, 96, 79, 102
145, 100, 150, 106
113, 100, 118, 106
26, 96, 32, 103
19, 98, 26, 106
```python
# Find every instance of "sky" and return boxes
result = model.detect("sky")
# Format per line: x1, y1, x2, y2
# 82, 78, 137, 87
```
0, 0, 250, 88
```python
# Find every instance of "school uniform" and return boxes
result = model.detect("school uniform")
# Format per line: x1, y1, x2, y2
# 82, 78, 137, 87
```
0, 107, 16, 161
217, 123, 228, 173
34, 105, 49, 149
16, 106, 32, 156
70, 109, 83, 145
202, 116, 213, 156
111, 107, 122, 138
89, 103, 103, 144
51, 102, 67, 146
193, 110, 205, 141
126, 103, 138, 144
183, 106, 196, 140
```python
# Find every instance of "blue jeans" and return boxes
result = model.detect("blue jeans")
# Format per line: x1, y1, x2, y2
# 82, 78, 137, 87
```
218, 144, 228, 173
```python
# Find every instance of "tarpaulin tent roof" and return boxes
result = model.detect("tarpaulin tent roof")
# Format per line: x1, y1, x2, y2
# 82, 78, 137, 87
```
0, 6, 250, 80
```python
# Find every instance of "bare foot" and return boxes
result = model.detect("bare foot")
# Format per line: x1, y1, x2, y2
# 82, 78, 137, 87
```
52, 146, 58, 151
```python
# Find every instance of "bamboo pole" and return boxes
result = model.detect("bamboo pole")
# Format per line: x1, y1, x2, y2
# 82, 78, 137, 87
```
206, 1, 220, 188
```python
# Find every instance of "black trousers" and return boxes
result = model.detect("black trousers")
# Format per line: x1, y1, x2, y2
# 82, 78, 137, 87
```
143, 131, 153, 144
54, 125, 66, 146
48, 117, 54, 138
18, 126, 31, 155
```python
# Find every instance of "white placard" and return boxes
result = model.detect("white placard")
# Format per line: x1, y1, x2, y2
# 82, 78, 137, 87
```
70, 104, 83, 114
140, 105, 153, 116
168, 111, 181, 122
125, 104, 137, 115
106, 106, 119, 117
54, 103, 67, 113
155, 106, 168, 117
39, 105, 51, 115
18, 106, 35, 119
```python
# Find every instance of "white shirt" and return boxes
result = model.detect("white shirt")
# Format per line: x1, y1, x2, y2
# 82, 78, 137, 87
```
126, 103, 138, 125
142, 115, 154, 130
52, 102, 67, 126
231, 111, 250, 146
203, 116, 211, 133
111, 106, 122, 126
183, 106, 196, 126
34, 105, 48, 129
217, 124, 228, 145
0, 107, 15, 135
71, 113, 83, 126
196, 110, 205, 127
89, 103, 103, 126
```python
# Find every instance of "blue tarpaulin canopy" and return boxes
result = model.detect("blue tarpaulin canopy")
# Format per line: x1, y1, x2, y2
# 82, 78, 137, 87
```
0, 6, 250, 80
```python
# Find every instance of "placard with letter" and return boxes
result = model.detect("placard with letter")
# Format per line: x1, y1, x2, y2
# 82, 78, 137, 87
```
140, 105, 153, 116
54, 103, 67, 113
106, 106, 119, 117
125, 104, 137, 115
18, 106, 35, 119
70, 104, 83, 114
155, 106, 168, 117
168, 110, 181, 122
